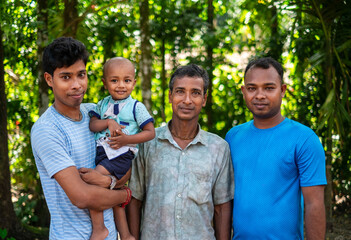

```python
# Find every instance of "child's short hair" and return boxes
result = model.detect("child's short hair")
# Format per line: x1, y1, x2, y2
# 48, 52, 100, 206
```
43, 37, 89, 76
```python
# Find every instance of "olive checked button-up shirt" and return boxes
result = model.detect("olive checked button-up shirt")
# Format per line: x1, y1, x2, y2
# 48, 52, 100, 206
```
129, 122, 234, 240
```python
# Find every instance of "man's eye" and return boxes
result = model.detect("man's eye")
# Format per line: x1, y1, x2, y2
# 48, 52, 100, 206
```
78, 73, 86, 78
62, 75, 70, 80
111, 79, 117, 83
125, 79, 131, 83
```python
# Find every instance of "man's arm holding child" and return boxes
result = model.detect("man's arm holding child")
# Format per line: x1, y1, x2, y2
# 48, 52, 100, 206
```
79, 167, 131, 189
54, 166, 128, 211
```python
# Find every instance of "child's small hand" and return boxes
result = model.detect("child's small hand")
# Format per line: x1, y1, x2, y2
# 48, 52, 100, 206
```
108, 129, 129, 149
107, 119, 121, 137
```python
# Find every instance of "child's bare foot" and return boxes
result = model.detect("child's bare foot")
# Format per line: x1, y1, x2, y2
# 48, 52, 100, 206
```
90, 227, 109, 240
119, 234, 135, 240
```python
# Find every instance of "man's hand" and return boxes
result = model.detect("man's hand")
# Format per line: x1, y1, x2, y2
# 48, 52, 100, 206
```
79, 167, 132, 189
79, 167, 110, 188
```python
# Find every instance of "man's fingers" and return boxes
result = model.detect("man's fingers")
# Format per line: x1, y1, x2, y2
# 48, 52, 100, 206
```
78, 167, 90, 173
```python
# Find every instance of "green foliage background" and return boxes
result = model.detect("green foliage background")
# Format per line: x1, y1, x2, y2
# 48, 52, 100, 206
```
2, 0, 350, 234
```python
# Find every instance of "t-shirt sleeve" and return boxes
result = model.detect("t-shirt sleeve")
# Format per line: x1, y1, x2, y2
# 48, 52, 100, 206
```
31, 123, 75, 178
134, 102, 154, 129
88, 99, 104, 119
213, 142, 235, 205
129, 142, 146, 201
297, 132, 327, 187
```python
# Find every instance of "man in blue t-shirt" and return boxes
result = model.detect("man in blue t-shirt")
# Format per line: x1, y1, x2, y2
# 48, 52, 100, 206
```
225, 57, 326, 240
31, 37, 130, 239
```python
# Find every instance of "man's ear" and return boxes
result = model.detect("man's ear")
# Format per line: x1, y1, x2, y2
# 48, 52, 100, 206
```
44, 72, 53, 87
241, 85, 245, 94
168, 89, 173, 103
281, 84, 287, 97
202, 92, 207, 107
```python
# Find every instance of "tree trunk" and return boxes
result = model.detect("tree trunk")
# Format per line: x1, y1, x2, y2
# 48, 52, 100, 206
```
161, 37, 166, 122
319, 4, 334, 230
324, 33, 334, 233
0, 19, 17, 234
205, 0, 214, 129
139, 0, 152, 111
34, 1, 51, 229
325, 138, 333, 232
63, 0, 79, 37
160, 0, 166, 122
38, 0, 49, 116
268, 5, 282, 61
0, 21, 37, 240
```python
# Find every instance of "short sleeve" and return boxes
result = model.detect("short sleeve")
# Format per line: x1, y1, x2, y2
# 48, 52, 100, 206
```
134, 102, 154, 129
296, 133, 326, 187
31, 123, 75, 178
89, 97, 109, 119
212, 142, 235, 205
129, 142, 146, 200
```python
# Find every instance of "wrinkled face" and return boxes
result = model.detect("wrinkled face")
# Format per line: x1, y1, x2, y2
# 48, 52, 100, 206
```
241, 66, 286, 120
45, 59, 87, 110
103, 61, 136, 100
169, 76, 207, 121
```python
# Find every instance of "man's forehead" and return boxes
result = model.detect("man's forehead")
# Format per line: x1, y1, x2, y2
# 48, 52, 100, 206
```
57, 69, 86, 74
245, 66, 279, 77
244, 67, 280, 84
53, 60, 86, 73
245, 82, 277, 86
174, 76, 204, 88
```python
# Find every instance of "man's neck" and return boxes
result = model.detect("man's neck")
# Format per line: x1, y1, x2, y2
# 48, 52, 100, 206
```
53, 102, 82, 121
171, 118, 199, 134
169, 118, 199, 149
253, 114, 285, 129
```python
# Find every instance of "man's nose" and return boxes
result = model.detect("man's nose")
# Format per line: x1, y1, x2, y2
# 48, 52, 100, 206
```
255, 88, 266, 99
71, 77, 82, 89
183, 92, 192, 104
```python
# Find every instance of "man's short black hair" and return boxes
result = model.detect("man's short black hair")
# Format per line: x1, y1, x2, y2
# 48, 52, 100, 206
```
43, 37, 89, 76
244, 57, 284, 84
169, 64, 209, 94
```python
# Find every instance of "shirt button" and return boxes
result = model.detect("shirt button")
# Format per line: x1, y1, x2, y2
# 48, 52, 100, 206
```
182, 152, 185, 155
177, 193, 182, 198
176, 215, 181, 220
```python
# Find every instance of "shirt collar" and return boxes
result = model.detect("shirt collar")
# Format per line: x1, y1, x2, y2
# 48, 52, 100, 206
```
108, 95, 132, 104
158, 120, 207, 147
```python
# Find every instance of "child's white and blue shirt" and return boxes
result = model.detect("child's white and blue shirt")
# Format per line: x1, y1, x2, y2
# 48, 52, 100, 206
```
89, 95, 154, 159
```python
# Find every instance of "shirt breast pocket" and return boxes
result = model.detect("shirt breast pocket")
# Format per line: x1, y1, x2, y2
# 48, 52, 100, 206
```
187, 167, 212, 205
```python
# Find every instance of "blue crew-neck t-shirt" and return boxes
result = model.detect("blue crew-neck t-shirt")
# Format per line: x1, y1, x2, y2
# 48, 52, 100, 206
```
225, 118, 326, 240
